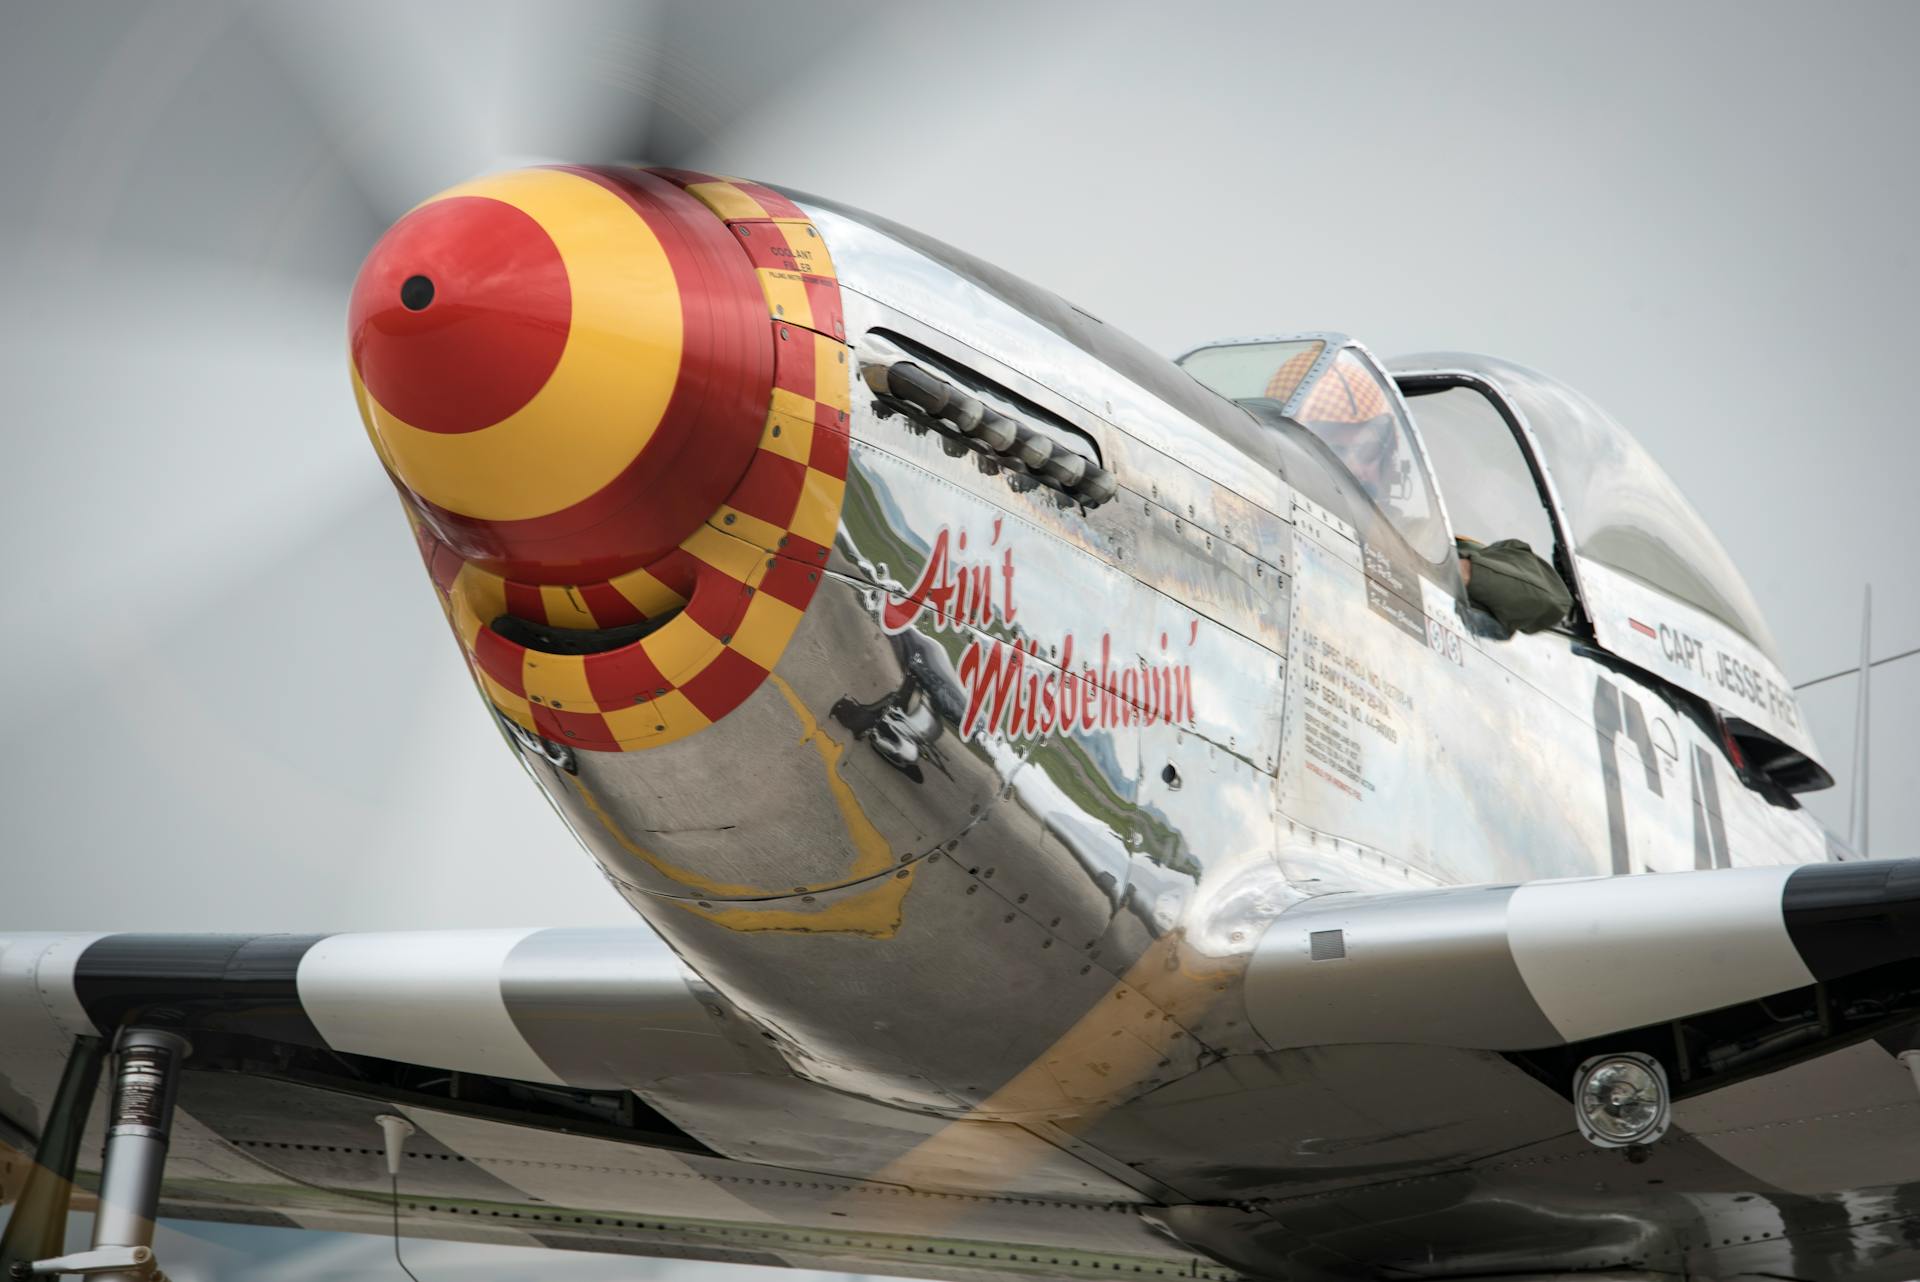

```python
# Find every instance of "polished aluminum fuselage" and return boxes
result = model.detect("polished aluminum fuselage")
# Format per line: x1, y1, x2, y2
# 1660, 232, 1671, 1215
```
499, 198, 1846, 1278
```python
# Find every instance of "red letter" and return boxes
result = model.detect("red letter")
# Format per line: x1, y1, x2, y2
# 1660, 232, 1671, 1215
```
883, 529, 951, 634
1098, 635, 1116, 727
1022, 644, 1043, 737
1173, 665, 1194, 724
1058, 635, 1078, 731
958, 636, 1026, 739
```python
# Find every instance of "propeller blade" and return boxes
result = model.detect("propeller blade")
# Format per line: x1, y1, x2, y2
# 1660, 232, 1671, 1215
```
249, 0, 888, 221
0, 3, 387, 283
244, 1, 506, 222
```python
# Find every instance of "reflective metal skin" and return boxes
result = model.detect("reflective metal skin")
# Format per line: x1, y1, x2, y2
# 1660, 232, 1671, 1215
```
2, 166, 1913, 1282
343, 168, 1906, 1277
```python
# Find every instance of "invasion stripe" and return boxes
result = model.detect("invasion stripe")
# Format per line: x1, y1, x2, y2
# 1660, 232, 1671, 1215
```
1507, 865, 1810, 1044
492, 929, 745, 1091
296, 929, 563, 1086
1782, 858, 1920, 982
73, 933, 327, 1049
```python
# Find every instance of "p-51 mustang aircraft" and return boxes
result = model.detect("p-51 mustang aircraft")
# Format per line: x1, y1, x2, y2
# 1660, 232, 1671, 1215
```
3, 165, 1913, 1282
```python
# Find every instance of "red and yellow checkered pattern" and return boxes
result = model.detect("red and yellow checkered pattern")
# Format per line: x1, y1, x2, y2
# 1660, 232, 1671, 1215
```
414, 169, 851, 753
1264, 342, 1326, 403
1296, 351, 1389, 424
413, 522, 695, 631
657, 170, 846, 342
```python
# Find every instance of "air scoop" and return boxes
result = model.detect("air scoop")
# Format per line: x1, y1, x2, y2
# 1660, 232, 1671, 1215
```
349, 165, 775, 586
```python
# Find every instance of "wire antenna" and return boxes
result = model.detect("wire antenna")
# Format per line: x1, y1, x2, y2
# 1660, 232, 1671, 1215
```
375, 1114, 424, 1282
1792, 643, 1918, 690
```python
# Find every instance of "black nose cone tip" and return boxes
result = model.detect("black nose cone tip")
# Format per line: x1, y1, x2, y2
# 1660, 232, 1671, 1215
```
400, 275, 435, 311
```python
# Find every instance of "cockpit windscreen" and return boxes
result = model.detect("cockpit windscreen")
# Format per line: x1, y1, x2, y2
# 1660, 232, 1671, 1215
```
1180, 338, 1326, 402
1183, 340, 1450, 564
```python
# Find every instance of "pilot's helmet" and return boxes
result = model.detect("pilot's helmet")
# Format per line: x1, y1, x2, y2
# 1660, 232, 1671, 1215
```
1264, 346, 1322, 402
1293, 353, 1397, 494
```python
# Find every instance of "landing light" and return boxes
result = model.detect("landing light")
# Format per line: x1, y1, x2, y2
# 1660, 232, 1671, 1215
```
1573, 1052, 1670, 1149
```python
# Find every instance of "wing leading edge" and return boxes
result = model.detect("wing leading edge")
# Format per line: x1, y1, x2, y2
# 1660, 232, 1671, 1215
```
7, 862, 1920, 1282
1248, 859, 1920, 1075
0, 929, 1232, 1282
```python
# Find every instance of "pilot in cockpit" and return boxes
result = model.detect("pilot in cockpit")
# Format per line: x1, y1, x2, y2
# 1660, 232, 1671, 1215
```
1269, 346, 1572, 636
1273, 352, 1382, 480
1269, 347, 1414, 528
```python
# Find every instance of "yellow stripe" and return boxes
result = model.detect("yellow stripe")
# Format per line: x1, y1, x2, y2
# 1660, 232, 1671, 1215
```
450, 565, 507, 647
599, 699, 670, 746
521, 650, 596, 709
421, 190, 852, 757
761, 405, 814, 465
682, 179, 768, 222
607, 564, 686, 617
813, 335, 851, 412
564, 771, 760, 896
606, 689, 710, 748
352, 362, 397, 474
669, 875, 909, 937
479, 670, 536, 731
839, 934, 1197, 1216
539, 584, 599, 629
359, 168, 685, 522
681, 524, 767, 581
772, 674, 892, 880
731, 591, 804, 670
775, 221, 835, 279
769, 387, 818, 425
788, 471, 845, 548
757, 269, 813, 329
641, 615, 725, 684
449, 590, 485, 650
710, 505, 786, 553
669, 674, 906, 936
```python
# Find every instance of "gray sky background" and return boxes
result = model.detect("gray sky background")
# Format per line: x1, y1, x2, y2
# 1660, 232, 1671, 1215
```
1, 2, 1916, 1277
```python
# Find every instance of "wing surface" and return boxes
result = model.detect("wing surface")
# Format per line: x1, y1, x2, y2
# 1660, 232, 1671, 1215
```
1207, 859, 1920, 1281
9, 861, 1920, 1282
0, 930, 1232, 1282
1249, 859, 1920, 1061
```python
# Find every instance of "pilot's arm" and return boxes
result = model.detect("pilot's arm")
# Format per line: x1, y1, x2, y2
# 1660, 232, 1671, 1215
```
1455, 536, 1572, 634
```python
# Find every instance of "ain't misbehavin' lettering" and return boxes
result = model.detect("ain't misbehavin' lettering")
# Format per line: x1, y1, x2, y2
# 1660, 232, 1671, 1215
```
881, 522, 1196, 740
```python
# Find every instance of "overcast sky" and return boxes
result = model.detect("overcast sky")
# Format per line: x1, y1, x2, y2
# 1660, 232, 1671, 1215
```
1, 2, 1915, 1277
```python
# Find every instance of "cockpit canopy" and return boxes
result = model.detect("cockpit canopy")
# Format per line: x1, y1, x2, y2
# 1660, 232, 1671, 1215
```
1391, 352, 1781, 663
1180, 336, 1780, 664
1179, 334, 1821, 789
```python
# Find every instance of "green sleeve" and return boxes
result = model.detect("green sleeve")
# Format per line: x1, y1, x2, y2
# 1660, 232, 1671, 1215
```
1459, 538, 1572, 633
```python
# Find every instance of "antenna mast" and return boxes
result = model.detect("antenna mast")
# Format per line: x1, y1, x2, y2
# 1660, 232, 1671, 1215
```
1849, 585, 1872, 854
